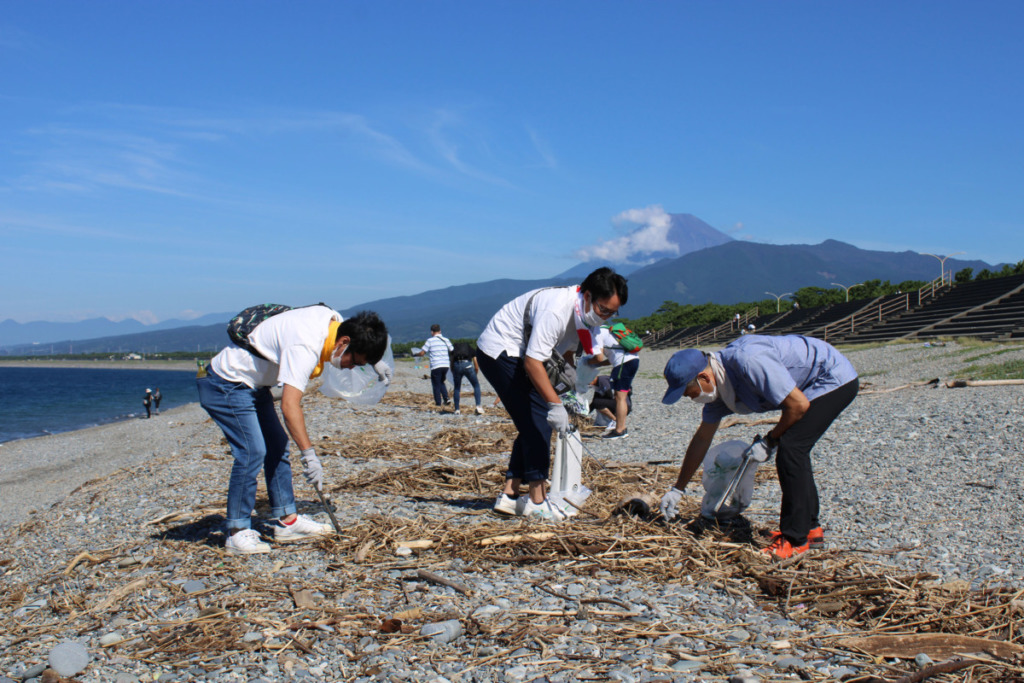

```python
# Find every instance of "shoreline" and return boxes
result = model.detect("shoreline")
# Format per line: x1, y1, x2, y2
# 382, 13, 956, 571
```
0, 359, 199, 370
0, 401, 213, 525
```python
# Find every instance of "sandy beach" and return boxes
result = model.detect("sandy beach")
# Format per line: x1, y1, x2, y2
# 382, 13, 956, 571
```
2, 342, 1023, 682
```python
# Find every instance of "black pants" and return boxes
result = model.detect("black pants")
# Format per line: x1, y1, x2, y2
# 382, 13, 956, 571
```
429, 367, 450, 406
776, 378, 859, 544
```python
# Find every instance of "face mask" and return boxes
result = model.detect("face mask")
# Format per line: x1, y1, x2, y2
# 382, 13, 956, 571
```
329, 344, 349, 369
582, 296, 605, 327
690, 378, 719, 404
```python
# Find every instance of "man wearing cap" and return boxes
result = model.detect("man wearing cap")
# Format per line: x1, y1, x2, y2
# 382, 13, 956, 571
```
659, 335, 858, 559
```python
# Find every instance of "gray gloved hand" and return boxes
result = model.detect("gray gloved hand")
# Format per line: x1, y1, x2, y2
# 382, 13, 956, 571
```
300, 447, 324, 491
746, 434, 776, 463
660, 486, 685, 520
373, 360, 392, 385
546, 401, 570, 436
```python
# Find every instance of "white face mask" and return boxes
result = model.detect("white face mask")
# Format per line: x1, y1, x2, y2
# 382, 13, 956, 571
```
690, 378, 719, 404
329, 343, 349, 369
581, 295, 605, 327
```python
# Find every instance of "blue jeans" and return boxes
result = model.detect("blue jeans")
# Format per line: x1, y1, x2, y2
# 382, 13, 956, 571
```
196, 368, 297, 530
476, 350, 551, 483
451, 360, 481, 410
430, 367, 450, 405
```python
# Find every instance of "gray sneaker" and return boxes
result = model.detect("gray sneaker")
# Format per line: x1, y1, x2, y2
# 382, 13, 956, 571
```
274, 514, 334, 543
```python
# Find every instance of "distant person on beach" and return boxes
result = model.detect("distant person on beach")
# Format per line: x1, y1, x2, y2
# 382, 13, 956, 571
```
197, 307, 389, 555
417, 324, 454, 410
587, 325, 640, 440
659, 335, 858, 559
142, 388, 152, 418
152, 387, 162, 415
450, 340, 484, 415
476, 267, 627, 521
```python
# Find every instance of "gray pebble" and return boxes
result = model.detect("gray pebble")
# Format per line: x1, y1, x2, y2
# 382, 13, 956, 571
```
420, 619, 462, 644
48, 641, 89, 677
181, 579, 206, 594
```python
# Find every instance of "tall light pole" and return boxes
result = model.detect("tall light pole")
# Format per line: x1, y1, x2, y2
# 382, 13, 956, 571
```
831, 282, 864, 302
921, 251, 965, 284
765, 291, 793, 313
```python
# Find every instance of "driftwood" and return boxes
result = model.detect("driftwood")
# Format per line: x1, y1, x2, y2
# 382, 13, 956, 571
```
946, 378, 1024, 388
838, 633, 1024, 660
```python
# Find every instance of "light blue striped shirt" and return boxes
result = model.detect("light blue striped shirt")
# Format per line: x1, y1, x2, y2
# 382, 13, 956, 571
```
422, 334, 454, 370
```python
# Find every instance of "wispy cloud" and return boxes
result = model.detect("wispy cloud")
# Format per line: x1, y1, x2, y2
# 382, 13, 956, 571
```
427, 109, 515, 188
574, 205, 679, 264
526, 126, 557, 169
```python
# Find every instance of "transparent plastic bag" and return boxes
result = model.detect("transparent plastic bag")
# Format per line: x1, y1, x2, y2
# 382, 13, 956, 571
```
575, 354, 600, 395
700, 439, 759, 520
319, 336, 394, 404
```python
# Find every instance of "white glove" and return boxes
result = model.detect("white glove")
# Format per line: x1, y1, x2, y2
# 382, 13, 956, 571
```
660, 487, 685, 520
373, 360, 392, 385
746, 435, 776, 463
300, 447, 324, 491
546, 402, 570, 436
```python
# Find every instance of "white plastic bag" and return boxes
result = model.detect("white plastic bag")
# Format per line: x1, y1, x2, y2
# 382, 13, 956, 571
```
700, 439, 759, 520
575, 354, 600, 395
319, 336, 394, 404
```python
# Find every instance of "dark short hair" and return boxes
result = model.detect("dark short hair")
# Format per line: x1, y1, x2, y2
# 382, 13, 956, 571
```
337, 311, 389, 364
430, 324, 441, 333
580, 267, 628, 307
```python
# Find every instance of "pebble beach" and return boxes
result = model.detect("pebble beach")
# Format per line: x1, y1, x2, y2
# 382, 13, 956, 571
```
2, 340, 1023, 682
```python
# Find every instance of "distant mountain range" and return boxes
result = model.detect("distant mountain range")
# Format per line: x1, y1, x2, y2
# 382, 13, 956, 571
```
0, 214, 994, 353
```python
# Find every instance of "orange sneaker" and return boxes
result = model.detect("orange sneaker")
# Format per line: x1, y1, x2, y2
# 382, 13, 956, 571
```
763, 535, 810, 559
770, 527, 823, 549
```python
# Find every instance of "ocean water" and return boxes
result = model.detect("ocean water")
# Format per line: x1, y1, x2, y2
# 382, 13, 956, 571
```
0, 366, 200, 443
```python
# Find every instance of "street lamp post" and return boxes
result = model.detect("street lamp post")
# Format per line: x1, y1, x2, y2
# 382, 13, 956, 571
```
765, 291, 793, 313
921, 251, 965, 284
831, 282, 864, 303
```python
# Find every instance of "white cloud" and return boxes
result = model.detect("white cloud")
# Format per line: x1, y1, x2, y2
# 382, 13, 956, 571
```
574, 204, 679, 263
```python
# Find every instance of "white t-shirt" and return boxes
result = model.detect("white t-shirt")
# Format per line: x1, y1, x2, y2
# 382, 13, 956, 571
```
593, 326, 639, 368
478, 286, 586, 362
211, 306, 342, 391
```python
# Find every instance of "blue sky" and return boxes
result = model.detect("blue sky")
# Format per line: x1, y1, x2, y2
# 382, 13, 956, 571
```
2, 1, 1022, 323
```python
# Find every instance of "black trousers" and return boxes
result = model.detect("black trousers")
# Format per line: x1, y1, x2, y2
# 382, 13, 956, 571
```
776, 378, 859, 544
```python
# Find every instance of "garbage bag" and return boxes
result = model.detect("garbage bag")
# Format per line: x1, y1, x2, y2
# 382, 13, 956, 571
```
319, 336, 394, 404
700, 439, 759, 520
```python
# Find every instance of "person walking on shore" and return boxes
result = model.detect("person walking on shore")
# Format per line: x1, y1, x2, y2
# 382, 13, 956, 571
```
659, 335, 858, 559
450, 340, 484, 415
197, 307, 389, 555
142, 389, 152, 419
418, 324, 454, 410
477, 267, 628, 521
152, 387, 162, 415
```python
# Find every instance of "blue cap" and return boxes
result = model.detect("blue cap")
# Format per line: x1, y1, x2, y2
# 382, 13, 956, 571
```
662, 349, 707, 405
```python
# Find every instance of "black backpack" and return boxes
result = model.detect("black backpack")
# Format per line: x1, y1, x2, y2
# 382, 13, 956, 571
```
226, 303, 327, 359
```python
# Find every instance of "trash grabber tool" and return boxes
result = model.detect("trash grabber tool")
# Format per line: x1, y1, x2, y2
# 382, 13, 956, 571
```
314, 486, 344, 536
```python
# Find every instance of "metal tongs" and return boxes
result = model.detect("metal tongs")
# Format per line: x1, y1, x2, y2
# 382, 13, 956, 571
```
711, 435, 772, 515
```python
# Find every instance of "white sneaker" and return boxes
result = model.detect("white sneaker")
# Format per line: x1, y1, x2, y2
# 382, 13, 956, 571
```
492, 493, 520, 516
226, 529, 271, 555
521, 498, 569, 523
454, 409, 461, 415
274, 514, 334, 543
475, 406, 484, 415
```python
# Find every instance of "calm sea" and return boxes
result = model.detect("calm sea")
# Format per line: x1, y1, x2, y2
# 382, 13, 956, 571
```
0, 366, 200, 444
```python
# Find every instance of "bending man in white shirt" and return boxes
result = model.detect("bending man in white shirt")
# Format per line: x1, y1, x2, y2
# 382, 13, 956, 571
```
476, 267, 628, 521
